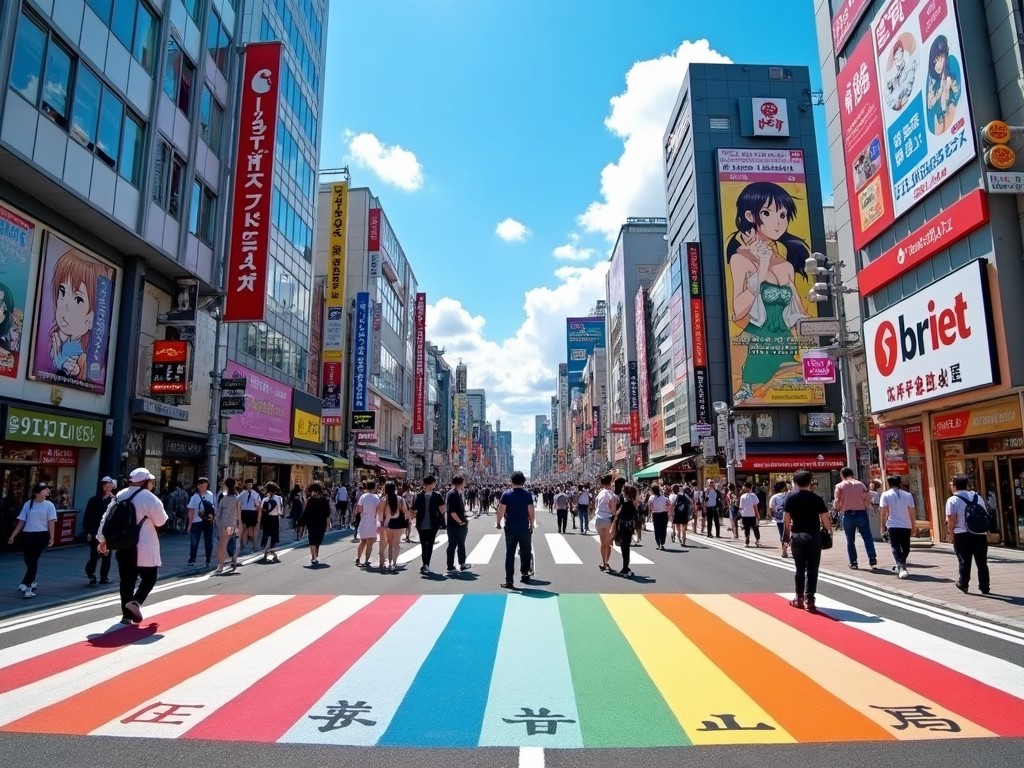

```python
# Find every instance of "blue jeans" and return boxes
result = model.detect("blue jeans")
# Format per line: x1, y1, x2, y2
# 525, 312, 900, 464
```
189, 520, 212, 564
504, 528, 533, 583
841, 510, 876, 565
577, 505, 589, 532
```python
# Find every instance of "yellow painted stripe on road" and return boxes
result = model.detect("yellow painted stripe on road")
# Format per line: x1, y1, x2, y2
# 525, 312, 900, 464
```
601, 594, 793, 745
689, 594, 995, 740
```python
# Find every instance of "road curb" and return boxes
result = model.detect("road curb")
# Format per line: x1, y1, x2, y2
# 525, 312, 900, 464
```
702, 534, 1024, 633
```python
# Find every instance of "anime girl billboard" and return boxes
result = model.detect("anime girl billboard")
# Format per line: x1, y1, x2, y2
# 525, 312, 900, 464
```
30, 233, 117, 394
0, 205, 34, 378
717, 148, 825, 408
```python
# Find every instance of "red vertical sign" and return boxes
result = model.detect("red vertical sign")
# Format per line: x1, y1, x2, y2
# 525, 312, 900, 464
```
368, 208, 381, 251
223, 42, 282, 322
413, 292, 426, 434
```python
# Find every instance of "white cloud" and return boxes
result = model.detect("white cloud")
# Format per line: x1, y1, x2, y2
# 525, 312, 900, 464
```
553, 232, 595, 261
346, 131, 425, 191
579, 39, 732, 241
495, 217, 531, 242
427, 262, 608, 472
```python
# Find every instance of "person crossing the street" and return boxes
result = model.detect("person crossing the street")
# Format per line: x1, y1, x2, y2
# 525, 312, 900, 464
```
238, 479, 262, 555
497, 471, 535, 589
648, 483, 671, 550
879, 475, 915, 579
445, 476, 471, 575
412, 476, 445, 575
610, 484, 639, 577
739, 481, 762, 547
8, 482, 56, 599
704, 480, 722, 538
576, 484, 591, 534
259, 481, 285, 563
553, 486, 570, 534
783, 469, 831, 613
355, 480, 380, 568
186, 477, 216, 568
945, 473, 991, 595
594, 474, 618, 571
833, 467, 877, 570
768, 480, 790, 558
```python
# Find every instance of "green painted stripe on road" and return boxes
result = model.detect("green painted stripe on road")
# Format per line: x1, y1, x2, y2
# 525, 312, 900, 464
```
558, 594, 689, 747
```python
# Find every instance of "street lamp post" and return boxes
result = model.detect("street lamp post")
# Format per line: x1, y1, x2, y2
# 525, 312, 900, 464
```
713, 400, 736, 486
806, 252, 862, 472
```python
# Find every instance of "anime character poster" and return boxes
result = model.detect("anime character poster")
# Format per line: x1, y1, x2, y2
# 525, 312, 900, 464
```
0, 204, 35, 378
30, 232, 117, 394
717, 148, 825, 408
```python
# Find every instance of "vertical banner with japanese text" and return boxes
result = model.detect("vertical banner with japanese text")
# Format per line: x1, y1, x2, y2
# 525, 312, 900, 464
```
224, 42, 282, 322
634, 287, 649, 427
717, 148, 824, 407
321, 361, 342, 425
687, 242, 710, 427
323, 181, 347, 424
353, 292, 371, 411
413, 292, 426, 434
627, 360, 641, 446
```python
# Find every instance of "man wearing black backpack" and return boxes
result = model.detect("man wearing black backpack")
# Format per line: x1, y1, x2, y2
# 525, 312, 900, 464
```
186, 477, 216, 568
945, 473, 990, 595
97, 467, 169, 624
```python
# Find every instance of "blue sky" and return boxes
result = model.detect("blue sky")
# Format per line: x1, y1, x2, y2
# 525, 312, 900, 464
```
321, 0, 828, 469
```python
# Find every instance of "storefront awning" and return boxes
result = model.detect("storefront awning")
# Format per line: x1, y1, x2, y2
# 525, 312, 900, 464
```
378, 459, 407, 478
314, 453, 350, 470
230, 440, 325, 467
635, 456, 688, 480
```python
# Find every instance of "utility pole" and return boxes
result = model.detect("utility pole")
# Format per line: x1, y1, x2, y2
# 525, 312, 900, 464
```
806, 252, 861, 472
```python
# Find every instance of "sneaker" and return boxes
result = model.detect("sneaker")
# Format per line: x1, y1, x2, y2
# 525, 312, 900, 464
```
119, 618, 134, 625
869, 558, 877, 567
125, 601, 143, 622
88, 577, 97, 586
460, 564, 472, 571
447, 567, 457, 575
99, 578, 111, 584
898, 567, 909, 580
419, 565, 427, 575
849, 563, 859, 570
214, 567, 225, 575
955, 582, 969, 594
23, 590, 35, 599
187, 561, 196, 567
18, 584, 27, 594
620, 569, 634, 578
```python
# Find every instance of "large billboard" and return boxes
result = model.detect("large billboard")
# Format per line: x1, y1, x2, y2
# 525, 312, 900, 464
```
717, 148, 825, 407
566, 316, 605, 390
0, 204, 35, 379
871, 0, 974, 219
223, 42, 282, 323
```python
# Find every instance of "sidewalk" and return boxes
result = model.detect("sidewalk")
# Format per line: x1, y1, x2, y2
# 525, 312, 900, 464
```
707, 520, 1024, 630
0, 524, 340, 620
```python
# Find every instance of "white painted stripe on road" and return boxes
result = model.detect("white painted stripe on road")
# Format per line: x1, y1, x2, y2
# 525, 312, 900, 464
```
395, 533, 447, 565
467, 533, 502, 564
701, 535, 1024, 645
0, 594, 290, 726
811, 594, 1024, 699
519, 747, 544, 768
544, 534, 583, 565
606, 540, 654, 565
0, 594, 211, 670
90, 595, 376, 739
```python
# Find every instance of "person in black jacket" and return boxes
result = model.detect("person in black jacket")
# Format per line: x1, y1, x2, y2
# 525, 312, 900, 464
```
412, 476, 446, 575
446, 476, 471, 574
84, 476, 115, 586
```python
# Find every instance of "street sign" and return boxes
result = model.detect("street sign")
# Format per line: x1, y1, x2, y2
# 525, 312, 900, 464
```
219, 396, 245, 415
798, 318, 841, 337
609, 423, 632, 434
695, 422, 713, 436
351, 410, 377, 431
701, 436, 716, 459
734, 435, 747, 462
221, 376, 247, 390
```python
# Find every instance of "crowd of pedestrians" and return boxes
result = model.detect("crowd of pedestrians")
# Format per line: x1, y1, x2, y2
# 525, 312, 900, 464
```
4, 463, 997, 622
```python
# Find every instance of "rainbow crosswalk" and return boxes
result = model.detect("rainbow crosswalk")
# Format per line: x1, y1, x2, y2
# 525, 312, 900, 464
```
1, 592, 1023, 748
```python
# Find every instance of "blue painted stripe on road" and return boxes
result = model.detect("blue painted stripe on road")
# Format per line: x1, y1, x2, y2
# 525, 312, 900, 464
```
378, 593, 505, 747
478, 594, 582, 747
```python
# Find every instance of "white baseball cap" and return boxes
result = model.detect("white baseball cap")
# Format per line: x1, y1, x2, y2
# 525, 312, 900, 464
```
101, 476, 115, 484
129, 467, 156, 483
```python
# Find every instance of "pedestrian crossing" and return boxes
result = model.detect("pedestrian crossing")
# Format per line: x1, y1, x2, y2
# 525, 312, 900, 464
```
1, 591, 1022, 748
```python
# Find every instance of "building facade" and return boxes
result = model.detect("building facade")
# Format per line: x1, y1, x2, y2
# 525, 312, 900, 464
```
816, 0, 1024, 546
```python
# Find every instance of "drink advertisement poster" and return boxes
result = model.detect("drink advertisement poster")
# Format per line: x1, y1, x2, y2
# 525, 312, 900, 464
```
717, 148, 825, 408
872, 0, 975, 218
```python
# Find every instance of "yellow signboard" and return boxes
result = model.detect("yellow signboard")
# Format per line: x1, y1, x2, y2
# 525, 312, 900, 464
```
293, 409, 322, 444
327, 182, 348, 308
717, 148, 825, 407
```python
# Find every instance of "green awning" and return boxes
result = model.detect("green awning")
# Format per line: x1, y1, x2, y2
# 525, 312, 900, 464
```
314, 453, 350, 470
634, 456, 687, 480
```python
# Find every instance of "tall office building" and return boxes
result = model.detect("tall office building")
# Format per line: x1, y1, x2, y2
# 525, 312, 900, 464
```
0, 0, 328, 523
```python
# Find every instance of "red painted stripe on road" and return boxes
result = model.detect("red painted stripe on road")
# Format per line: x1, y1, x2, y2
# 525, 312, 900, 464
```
4, 595, 329, 735
182, 594, 418, 743
739, 593, 1024, 737
0, 595, 243, 695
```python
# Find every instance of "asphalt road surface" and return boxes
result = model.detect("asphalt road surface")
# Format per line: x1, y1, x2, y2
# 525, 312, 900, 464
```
1, 514, 1022, 768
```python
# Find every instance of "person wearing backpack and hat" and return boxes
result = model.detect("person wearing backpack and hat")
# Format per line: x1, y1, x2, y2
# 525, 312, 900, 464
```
96, 467, 168, 624
186, 477, 216, 568
945, 473, 990, 595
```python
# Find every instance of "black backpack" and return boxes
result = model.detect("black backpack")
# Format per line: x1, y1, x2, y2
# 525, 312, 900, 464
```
615, 501, 637, 543
674, 493, 692, 520
201, 497, 216, 521
101, 488, 148, 550
956, 492, 990, 535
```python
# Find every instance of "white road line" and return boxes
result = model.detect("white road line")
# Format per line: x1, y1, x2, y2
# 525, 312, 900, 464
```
702, 534, 1024, 644
467, 533, 502, 564
519, 746, 545, 768
396, 533, 447, 565
544, 534, 583, 565
602, 539, 654, 565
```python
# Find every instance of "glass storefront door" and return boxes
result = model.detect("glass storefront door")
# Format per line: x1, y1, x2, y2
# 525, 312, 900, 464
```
968, 457, 1019, 547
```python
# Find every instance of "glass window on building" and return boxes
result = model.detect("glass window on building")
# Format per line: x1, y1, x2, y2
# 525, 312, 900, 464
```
41, 38, 72, 128
207, 10, 231, 75
132, 3, 158, 73
86, 0, 113, 20
118, 112, 145, 187
96, 85, 123, 168
199, 87, 224, 155
182, 0, 203, 22
10, 11, 47, 105
110, 0, 136, 49
188, 179, 216, 245
152, 139, 169, 206
70, 65, 101, 148
163, 37, 196, 116
168, 154, 185, 219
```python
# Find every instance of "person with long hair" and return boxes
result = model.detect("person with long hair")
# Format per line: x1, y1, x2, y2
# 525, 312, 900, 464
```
355, 480, 381, 568
647, 484, 670, 550
289, 483, 305, 540
610, 485, 639, 578
259, 481, 285, 563
376, 481, 409, 572
725, 182, 811, 404
925, 35, 961, 134
593, 474, 618, 572
214, 478, 240, 575
7, 482, 56, 598
301, 483, 332, 566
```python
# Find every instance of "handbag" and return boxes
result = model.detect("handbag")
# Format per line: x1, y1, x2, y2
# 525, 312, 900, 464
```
819, 526, 833, 549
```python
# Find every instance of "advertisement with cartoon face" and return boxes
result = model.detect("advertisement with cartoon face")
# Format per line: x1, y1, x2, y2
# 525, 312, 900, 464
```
0, 204, 35, 378
30, 233, 117, 393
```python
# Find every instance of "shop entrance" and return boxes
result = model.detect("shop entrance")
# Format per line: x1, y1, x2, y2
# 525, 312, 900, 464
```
956, 455, 1023, 547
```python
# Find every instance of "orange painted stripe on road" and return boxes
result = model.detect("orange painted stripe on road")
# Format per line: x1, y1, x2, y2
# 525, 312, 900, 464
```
646, 594, 892, 744
3, 595, 329, 735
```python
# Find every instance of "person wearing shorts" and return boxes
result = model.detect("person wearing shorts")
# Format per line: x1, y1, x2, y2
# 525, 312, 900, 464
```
238, 480, 262, 554
594, 474, 619, 572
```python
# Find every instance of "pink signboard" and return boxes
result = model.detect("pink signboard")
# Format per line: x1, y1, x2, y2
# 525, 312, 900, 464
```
225, 361, 293, 444
802, 356, 836, 384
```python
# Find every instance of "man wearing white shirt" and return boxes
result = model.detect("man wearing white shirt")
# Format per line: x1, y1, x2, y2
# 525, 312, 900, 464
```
186, 477, 216, 568
238, 479, 262, 555
335, 484, 349, 527
704, 480, 721, 538
879, 475, 916, 579
97, 467, 168, 625
739, 481, 761, 547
